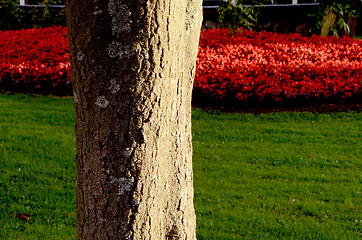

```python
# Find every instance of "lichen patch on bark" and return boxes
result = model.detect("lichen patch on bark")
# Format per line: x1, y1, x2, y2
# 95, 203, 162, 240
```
108, 1, 132, 35
76, 51, 85, 61
107, 41, 135, 59
108, 79, 120, 94
109, 176, 134, 196
95, 95, 109, 108
73, 92, 78, 103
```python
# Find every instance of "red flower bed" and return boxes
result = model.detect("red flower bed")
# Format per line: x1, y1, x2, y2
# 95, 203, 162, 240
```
0, 26, 361, 104
196, 28, 362, 103
0, 26, 70, 94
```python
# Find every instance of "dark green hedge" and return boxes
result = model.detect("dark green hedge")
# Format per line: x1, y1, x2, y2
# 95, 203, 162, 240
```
0, 0, 65, 30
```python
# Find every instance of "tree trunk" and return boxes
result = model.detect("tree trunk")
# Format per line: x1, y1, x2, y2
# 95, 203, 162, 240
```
343, 0, 361, 37
321, 7, 336, 37
342, 15, 357, 37
65, 0, 202, 239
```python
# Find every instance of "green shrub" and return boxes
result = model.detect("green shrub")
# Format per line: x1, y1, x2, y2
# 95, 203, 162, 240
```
218, 0, 361, 37
309, 0, 361, 37
217, 0, 265, 30
0, 0, 65, 30
0, 0, 23, 30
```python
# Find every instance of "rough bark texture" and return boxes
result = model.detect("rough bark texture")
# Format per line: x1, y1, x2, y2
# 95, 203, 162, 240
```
321, 8, 336, 37
343, 16, 357, 37
65, 0, 202, 239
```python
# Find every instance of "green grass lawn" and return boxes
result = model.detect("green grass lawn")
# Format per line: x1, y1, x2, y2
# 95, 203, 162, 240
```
0, 94, 361, 239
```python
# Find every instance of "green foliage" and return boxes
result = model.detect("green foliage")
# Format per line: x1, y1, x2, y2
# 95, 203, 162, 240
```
217, 0, 266, 31
0, 0, 23, 30
0, 0, 65, 30
309, 0, 360, 37
29, 0, 65, 29
0, 94, 361, 239
218, 0, 360, 37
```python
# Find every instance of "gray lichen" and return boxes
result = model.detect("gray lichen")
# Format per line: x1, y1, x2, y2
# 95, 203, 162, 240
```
76, 51, 84, 61
95, 95, 109, 108
107, 41, 121, 58
93, 8, 103, 15
73, 92, 78, 103
108, 1, 132, 35
118, 177, 134, 195
107, 41, 135, 59
109, 79, 120, 94
110, 176, 134, 196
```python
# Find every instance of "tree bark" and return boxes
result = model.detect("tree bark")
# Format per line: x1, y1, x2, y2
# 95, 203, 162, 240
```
321, 7, 336, 37
65, 0, 202, 239
343, 15, 357, 37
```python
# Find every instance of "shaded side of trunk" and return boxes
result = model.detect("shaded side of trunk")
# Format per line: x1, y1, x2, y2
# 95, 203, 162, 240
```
66, 0, 202, 239
342, 15, 357, 37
